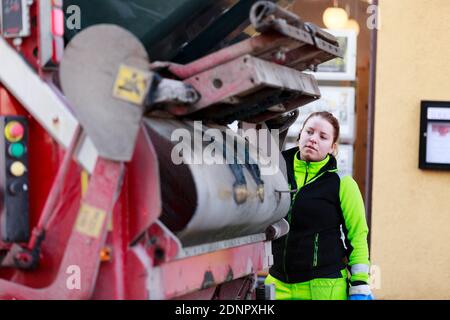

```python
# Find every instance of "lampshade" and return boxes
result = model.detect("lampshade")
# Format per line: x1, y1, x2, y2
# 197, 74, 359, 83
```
345, 18, 360, 35
322, 7, 349, 29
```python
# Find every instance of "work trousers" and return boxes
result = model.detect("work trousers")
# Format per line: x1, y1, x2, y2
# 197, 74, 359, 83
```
264, 269, 348, 300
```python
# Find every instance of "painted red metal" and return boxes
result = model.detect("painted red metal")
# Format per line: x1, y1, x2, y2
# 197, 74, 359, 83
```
145, 222, 181, 266
183, 56, 256, 111
0, 86, 61, 251
29, 125, 81, 248
1, 80, 267, 300
127, 126, 162, 244
91, 185, 128, 300
165, 32, 293, 79
136, 241, 270, 300
0, 4, 276, 299
0, 0, 64, 246
0, 159, 124, 299
92, 126, 162, 300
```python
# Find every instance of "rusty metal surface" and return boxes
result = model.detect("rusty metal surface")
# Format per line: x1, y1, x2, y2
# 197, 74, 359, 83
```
177, 55, 320, 121
60, 24, 148, 161
157, 32, 297, 80
249, 1, 341, 61
142, 2, 343, 123
250, 1, 303, 31
143, 2, 342, 123
154, 27, 338, 82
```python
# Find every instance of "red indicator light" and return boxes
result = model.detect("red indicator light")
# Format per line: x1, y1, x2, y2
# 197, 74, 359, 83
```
5, 121, 24, 142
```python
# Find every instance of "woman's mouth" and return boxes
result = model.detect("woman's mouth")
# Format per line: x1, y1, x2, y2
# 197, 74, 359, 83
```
304, 145, 317, 152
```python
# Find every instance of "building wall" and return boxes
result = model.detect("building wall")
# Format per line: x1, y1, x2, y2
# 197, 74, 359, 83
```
371, 0, 450, 299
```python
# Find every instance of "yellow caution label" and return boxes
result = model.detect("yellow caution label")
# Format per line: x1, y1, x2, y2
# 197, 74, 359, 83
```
75, 203, 107, 238
112, 64, 152, 105
80, 170, 89, 197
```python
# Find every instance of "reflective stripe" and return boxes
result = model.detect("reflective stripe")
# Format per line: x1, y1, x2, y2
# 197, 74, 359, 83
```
349, 284, 371, 296
351, 264, 370, 275
339, 224, 347, 250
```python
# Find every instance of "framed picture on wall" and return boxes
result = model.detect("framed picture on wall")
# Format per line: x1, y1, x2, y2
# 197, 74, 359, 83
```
419, 101, 450, 170
286, 86, 356, 144
308, 29, 357, 81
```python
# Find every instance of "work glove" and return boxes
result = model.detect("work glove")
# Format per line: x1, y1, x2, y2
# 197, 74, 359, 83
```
348, 281, 374, 300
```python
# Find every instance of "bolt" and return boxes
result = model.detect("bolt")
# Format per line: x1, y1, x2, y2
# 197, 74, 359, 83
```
12, 38, 23, 48
212, 78, 223, 89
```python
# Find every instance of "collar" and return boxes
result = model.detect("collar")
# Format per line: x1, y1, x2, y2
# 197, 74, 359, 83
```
281, 147, 338, 191
294, 150, 335, 176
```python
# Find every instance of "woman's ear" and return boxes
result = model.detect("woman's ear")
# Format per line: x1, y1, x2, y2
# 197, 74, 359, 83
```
330, 142, 338, 157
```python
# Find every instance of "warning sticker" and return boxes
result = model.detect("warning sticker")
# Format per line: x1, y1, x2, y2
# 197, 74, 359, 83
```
75, 203, 107, 238
112, 64, 152, 105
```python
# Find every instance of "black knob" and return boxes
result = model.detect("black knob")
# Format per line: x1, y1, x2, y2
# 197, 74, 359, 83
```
8, 181, 28, 195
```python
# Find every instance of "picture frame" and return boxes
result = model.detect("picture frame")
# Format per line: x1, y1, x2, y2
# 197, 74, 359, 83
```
308, 29, 357, 81
286, 86, 356, 144
336, 144, 354, 177
419, 101, 450, 170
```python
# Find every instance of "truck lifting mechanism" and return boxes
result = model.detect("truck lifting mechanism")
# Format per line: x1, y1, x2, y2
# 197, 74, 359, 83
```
0, 1, 342, 299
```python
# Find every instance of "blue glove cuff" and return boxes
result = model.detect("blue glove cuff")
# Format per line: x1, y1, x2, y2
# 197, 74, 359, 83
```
348, 294, 374, 300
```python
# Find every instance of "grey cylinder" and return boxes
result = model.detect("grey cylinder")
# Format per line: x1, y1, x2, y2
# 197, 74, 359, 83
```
144, 118, 290, 246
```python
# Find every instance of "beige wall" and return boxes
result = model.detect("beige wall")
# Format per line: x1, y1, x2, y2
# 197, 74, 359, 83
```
372, 0, 450, 299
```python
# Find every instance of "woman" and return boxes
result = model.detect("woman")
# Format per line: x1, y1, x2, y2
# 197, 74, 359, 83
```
265, 111, 373, 300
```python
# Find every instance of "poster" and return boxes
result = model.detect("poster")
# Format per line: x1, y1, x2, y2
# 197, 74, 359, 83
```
425, 122, 450, 164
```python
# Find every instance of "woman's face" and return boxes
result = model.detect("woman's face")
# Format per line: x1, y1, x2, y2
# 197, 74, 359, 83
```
298, 116, 336, 162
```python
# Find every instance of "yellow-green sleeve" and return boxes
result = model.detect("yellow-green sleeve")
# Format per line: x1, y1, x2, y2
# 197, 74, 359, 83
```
340, 175, 370, 283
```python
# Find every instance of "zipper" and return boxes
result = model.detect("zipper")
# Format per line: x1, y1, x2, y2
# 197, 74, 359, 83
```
303, 162, 309, 186
282, 162, 310, 281
313, 233, 319, 267
281, 161, 337, 280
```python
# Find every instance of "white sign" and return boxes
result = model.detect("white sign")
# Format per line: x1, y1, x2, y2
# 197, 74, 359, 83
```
427, 107, 450, 120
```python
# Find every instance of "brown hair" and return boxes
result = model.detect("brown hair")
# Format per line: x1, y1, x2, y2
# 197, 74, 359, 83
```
297, 111, 340, 143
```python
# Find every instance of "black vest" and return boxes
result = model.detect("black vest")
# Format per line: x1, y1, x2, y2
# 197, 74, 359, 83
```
269, 147, 347, 283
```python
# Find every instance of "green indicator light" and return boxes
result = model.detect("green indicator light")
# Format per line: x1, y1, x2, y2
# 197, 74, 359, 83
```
9, 143, 25, 158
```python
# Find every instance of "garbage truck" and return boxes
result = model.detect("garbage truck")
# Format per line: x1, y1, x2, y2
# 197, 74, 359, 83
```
0, 0, 341, 299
